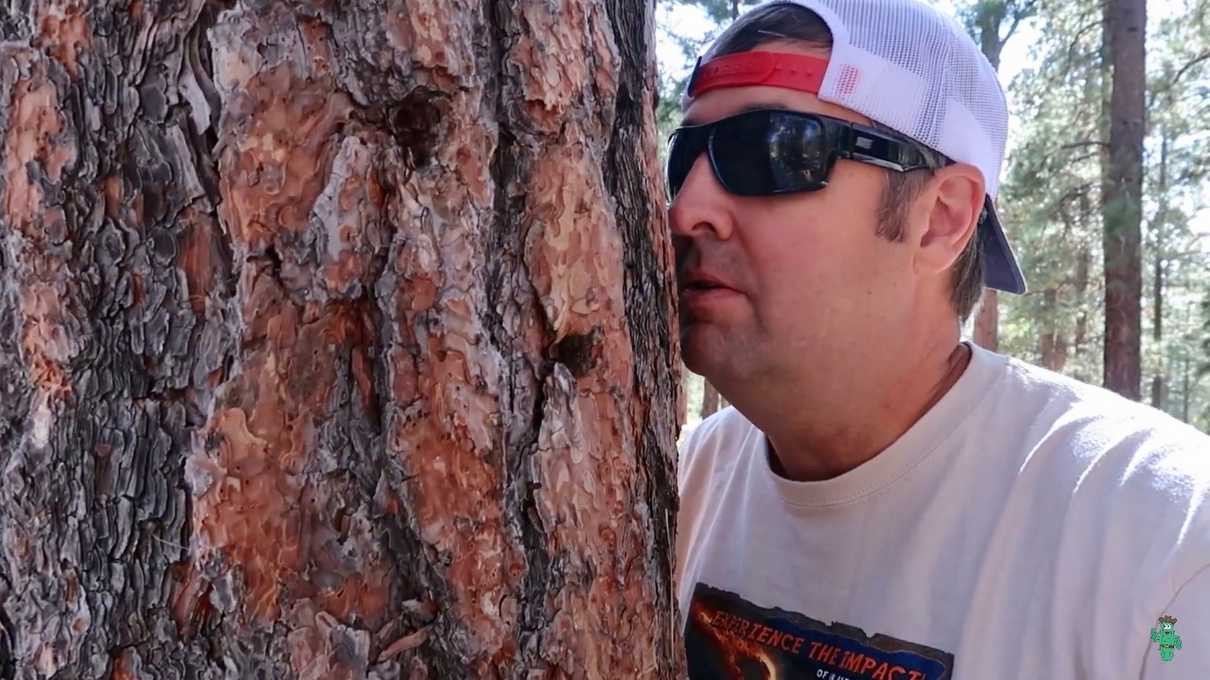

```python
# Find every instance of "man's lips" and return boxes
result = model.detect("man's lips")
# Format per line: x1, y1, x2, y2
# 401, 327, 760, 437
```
680, 285, 741, 312
678, 268, 743, 314
678, 269, 739, 293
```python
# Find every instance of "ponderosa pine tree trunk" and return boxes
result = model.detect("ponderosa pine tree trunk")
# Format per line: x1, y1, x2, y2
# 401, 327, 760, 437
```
0, 0, 683, 677
1150, 131, 1169, 411
972, 289, 999, 352
1102, 0, 1146, 399
970, 2, 1003, 352
967, 0, 1030, 352
698, 380, 718, 420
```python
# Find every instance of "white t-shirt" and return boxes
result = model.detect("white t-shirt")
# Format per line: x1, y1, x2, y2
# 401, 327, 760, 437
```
676, 342, 1210, 679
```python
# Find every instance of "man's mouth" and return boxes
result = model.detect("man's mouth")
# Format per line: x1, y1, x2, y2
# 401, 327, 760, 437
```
679, 268, 737, 293
685, 282, 729, 292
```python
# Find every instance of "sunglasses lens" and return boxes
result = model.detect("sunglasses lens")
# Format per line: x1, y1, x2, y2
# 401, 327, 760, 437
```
667, 129, 702, 199
711, 111, 830, 195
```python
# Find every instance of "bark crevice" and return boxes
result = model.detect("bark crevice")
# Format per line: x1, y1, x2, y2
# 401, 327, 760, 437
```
0, 573, 13, 680
485, 0, 558, 661
603, 0, 682, 665
387, 90, 444, 171
0, 1, 32, 43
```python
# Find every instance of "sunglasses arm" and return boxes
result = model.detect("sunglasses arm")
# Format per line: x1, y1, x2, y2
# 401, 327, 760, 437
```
839, 124, 938, 173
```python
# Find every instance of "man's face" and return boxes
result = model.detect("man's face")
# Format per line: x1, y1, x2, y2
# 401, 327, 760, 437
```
671, 43, 920, 391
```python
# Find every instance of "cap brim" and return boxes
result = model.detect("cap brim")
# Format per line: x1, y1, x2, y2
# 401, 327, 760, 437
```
979, 196, 1027, 294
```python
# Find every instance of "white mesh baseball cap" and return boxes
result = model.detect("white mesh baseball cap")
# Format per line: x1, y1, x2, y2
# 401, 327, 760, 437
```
686, 0, 1028, 294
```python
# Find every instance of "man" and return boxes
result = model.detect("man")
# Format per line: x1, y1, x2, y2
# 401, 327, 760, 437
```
670, 1, 1210, 678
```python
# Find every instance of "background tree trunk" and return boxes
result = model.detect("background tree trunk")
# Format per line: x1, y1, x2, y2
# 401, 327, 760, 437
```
1102, 0, 1146, 399
0, 0, 683, 678
973, 290, 1000, 351
1150, 131, 1169, 411
966, 0, 1034, 352
679, 370, 690, 427
699, 380, 719, 419
1039, 288, 1070, 371
971, 2, 1003, 352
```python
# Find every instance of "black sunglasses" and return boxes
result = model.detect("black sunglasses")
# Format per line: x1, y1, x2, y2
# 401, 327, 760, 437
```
666, 109, 950, 200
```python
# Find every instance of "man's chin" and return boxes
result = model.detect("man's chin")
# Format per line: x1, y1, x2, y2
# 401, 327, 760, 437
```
679, 328, 728, 374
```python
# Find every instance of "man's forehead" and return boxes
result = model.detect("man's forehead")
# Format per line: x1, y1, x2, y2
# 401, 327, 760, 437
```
681, 100, 796, 127
680, 89, 871, 128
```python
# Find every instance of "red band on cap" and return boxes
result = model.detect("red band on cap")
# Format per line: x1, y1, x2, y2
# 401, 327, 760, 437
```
688, 51, 829, 99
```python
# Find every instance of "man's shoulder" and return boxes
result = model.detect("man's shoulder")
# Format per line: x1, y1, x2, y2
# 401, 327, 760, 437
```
676, 406, 759, 486
680, 404, 749, 443
971, 347, 1210, 519
993, 351, 1210, 457
997, 351, 1157, 419
678, 406, 751, 462
983, 353, 1210, 643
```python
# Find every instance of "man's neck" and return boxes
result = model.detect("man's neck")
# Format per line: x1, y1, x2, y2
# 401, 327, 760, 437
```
753, 340, 972, 483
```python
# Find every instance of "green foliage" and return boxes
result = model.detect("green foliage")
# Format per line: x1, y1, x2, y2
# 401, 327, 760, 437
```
993, 0, 1210, 427
984, 0, 1106, 382
1133, 0, 1210, 425
1200, 289, 1210, 378
655, 0, 764, 145
958, 0, 1039, 69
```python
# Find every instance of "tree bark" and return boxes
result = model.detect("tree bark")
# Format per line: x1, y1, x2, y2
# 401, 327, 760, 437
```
973, 290, 999, 352
1072, 245, 1091, 358
1182, 352, 1191, 422
1102, 0, 1146, 400
1150, 131, 1169, 411
0, 0, 683, 678
1039, 288, 1069, 371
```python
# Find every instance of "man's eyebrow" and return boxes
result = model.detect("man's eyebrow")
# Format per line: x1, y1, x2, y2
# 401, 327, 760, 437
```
680, 102, 794, 127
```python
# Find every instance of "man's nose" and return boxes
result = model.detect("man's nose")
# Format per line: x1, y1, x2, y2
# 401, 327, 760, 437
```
668, 153, 735, 243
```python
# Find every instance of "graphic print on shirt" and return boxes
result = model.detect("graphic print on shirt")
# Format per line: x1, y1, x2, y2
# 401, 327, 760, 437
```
685, 583, 954, 680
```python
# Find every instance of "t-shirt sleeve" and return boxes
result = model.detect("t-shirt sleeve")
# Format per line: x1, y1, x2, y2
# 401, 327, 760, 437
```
1139, 564, 1210, 678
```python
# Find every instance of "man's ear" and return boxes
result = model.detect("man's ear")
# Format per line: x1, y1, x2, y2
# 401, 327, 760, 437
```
913, 164, 984, 277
